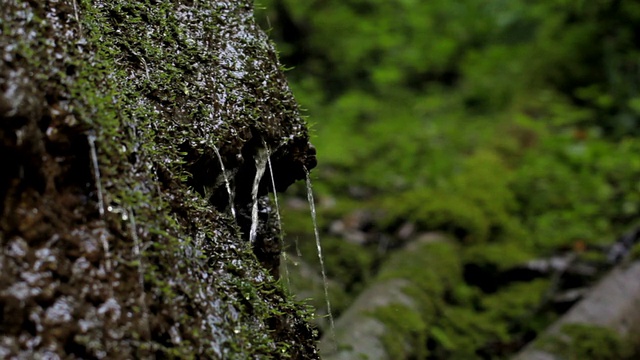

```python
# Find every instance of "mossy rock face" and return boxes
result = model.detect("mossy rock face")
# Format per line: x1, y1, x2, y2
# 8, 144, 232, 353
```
0, 0, 318, 358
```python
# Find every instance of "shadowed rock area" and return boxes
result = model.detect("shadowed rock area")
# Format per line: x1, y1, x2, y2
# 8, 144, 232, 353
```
0, 0, 319, 358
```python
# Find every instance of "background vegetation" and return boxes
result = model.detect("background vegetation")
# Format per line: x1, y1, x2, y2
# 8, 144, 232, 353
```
255, 1, 640, 358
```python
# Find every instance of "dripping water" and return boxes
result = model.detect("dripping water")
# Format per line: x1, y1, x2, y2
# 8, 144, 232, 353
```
249, 147, 268, 243
72, 0, 82, 34
128, 207, 151, 341
88, 133, 113, 274
212, 144, 236, 219
265, 144, 291, 288
305, 168, 336, 348
87, 132, 105, 217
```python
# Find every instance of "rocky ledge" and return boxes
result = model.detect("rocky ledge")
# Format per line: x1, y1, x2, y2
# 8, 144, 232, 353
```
1, 0, 318, 358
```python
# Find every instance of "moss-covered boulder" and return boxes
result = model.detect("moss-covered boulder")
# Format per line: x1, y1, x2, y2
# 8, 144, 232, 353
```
513, 260, 640, 360
319, 233, 461, 359
0, 0, 318, 358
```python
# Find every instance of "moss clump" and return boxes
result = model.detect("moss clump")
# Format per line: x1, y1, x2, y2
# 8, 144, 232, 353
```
373, 240, 462, 359
540, 324, 635, 360
374, 304, 428, 359
379, 150, 526, 245
376, 240, 461, 296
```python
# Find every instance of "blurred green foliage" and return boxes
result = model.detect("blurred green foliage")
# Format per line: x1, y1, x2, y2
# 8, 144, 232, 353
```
256, 0, 640, 358
541, 323, 635, 360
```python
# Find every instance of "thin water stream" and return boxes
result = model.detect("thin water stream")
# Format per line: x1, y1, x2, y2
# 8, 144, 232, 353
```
87, 132, 105, 217
88, 133, 113, 274
265, 145, 291, 288
211, 144, 236, 219
249, 147, 268, 243
128, 208, 151, 341
305, 169, 336, 349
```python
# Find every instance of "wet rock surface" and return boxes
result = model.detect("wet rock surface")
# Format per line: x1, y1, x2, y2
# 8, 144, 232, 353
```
1, 0, 318, 358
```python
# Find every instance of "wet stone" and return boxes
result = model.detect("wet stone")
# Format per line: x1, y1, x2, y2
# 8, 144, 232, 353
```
34, 247, 59, 273
21, 270, 50, 288
6, 237, 29, 259
74, 230, 102, 263
38, 348, 63, 360
97, 298, 121, 323
28, 307, 44, 333
5, 281, 39, 302
71, 257, 91, 278
18, 333, 41, 351
44, 297, 73, 326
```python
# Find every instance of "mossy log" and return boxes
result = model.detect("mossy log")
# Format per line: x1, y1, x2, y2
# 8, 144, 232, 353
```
512, 260, 640, 360
0, 0, 318, 358
318, 233, 460, 359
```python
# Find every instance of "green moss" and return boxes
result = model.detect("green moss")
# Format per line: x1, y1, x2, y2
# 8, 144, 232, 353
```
380, 150, 527, 244
372, 241, 462, 358
376, 240, 461, 296
630, 243, 640, 261
374, 304, 428, 359
432, 307, 508, 359
540, 324, 635, 360
463, 242, 535, 272
481, 279, 549, 323
369, 241, 551, 359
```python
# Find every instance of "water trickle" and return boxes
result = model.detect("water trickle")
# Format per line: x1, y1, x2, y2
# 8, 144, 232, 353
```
72, 0, 82, 34
265, 144, 290, 288
87, 132, 105, 217
98, 226, 112, 275
305, 169, 336, 348
212, 144, 236, 219
128, 208, 151, 340
249, 147, 268, 243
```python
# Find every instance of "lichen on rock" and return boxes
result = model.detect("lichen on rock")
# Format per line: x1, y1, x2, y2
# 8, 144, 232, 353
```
1, 0, 318, 358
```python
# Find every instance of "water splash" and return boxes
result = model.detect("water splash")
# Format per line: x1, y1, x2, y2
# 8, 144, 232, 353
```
87, 132, 105, 217
249, 146, 268, 243
212, 144, 236, 219
305, 168, 336, 348
265, 144, 290, 288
